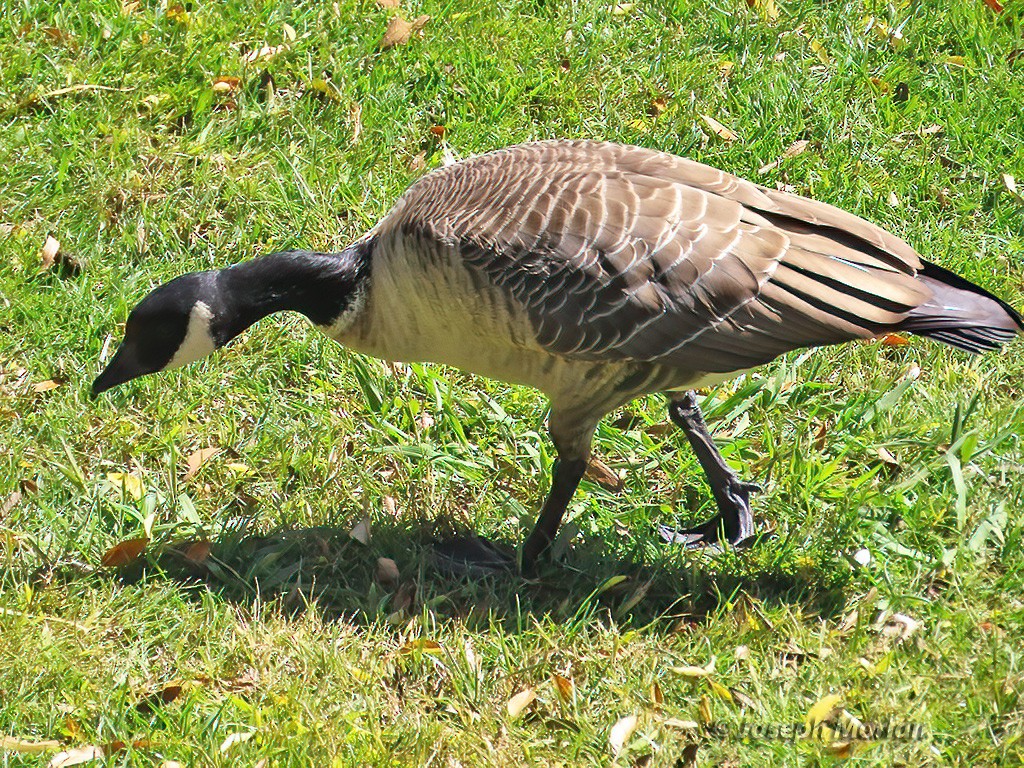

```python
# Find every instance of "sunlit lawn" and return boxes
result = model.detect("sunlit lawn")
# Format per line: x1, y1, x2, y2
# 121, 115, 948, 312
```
2, 0, 1023, 764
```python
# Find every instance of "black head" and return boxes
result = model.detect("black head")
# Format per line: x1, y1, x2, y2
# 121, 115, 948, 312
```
92, 271, 220, 397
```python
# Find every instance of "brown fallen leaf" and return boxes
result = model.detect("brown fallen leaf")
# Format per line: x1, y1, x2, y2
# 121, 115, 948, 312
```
758, 139, 810, 174
100, 537, 149, 568
185, 447, 218, 479
348, 516, 371, 545
135, 680, 185, 714
379, 14, 429, 49
377, 0, 401, 7
33, 379, 61, 393
650, 681, 664, 707
585, 456, 624, 492
429, 124, 446, 138
1, 736, 62, 754
507, 688, 536, 718
182, 539, 212, 565
879, 332, 909, 346
375, 556, 400, 589
700, 114, 737, 142
212, 76, 240, 93
983, 0, 1004, 11
551, 673, 574, 702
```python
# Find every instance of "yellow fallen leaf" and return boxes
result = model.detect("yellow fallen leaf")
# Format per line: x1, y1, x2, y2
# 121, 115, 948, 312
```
309, 79, 341, 102
745, 0, 779, 22
671, 665, 711, 680
708, 679, 733, 702
700, 114, 737, 142
106, 472, 145, 500
399, 638, 441, 654
165, 4, 189, 24
608, 714, 638, 756
506, 687, 536, 718
810, 38, 830, 66
805, 693, 842, 729
943, 55, 966, 68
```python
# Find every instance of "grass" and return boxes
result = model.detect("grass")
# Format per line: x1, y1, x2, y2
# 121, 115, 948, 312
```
2, 0, 1024, 764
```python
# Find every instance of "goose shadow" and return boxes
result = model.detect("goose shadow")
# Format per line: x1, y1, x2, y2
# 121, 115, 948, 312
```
105, 513, 851, 630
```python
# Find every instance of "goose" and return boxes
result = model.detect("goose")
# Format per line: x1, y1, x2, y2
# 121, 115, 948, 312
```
92, 140, 1022, 574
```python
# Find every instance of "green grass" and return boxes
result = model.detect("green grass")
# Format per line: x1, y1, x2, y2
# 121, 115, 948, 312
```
2, 0, 1024, 764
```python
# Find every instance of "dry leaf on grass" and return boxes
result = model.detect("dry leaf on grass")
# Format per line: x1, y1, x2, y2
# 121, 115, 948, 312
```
349, 102, 363, 145
243, 44, 286, 64
348, 516, 371, 545
399, 638, 441, 654
745, 0, 779, 22
48, 746, 104, 767
700, 115, 737, 142
585, 456, 624, 492
38, 235, 81, 274
2, 736, 62, 754
983, 0, 1004, 11
379, 15, 429, 49
219, 732, 254, 754
185, 447, 218, 479
377, 0, 401, 7
181, 539, 212, 565
551, 674, 574, 702
100, 537, 149, 568
609, 714, 638, 756
375, 557, 400, 589
1002, 173, 1024, 203
33, 379, 62, 393
107, 472, 145, 500
309, 79, 341, 102
758, 139, 809, 174
506, 688, 536, 718
805, 693, 842, 729
212, 76, 240, 93
135, 680, 185, 714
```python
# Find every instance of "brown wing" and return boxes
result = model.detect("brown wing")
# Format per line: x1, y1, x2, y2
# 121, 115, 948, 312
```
382, 140, 931, 373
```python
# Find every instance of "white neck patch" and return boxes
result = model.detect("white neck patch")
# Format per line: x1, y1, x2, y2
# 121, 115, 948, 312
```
317, 281, 368, 339
166, 301, 216, 370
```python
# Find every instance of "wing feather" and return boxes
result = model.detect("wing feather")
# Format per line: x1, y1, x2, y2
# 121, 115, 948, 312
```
383, 140, 931, 373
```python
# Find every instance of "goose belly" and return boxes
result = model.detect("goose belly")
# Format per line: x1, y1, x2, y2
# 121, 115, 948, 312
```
323, 238, 618, 396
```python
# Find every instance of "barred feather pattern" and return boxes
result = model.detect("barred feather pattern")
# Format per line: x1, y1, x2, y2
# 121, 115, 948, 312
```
378, 140, 937, 374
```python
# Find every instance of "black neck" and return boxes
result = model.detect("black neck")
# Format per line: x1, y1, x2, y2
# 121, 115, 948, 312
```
214, 243, 371, 344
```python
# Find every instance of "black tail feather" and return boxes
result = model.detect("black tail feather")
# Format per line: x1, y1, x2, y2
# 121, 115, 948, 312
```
902, 261, 1023, 353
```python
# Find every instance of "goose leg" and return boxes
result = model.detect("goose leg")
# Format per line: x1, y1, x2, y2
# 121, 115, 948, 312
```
520, 456, 588, 575
433, 412, 592, 578
659, 391, 759, 549
432, 456, 587, 577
